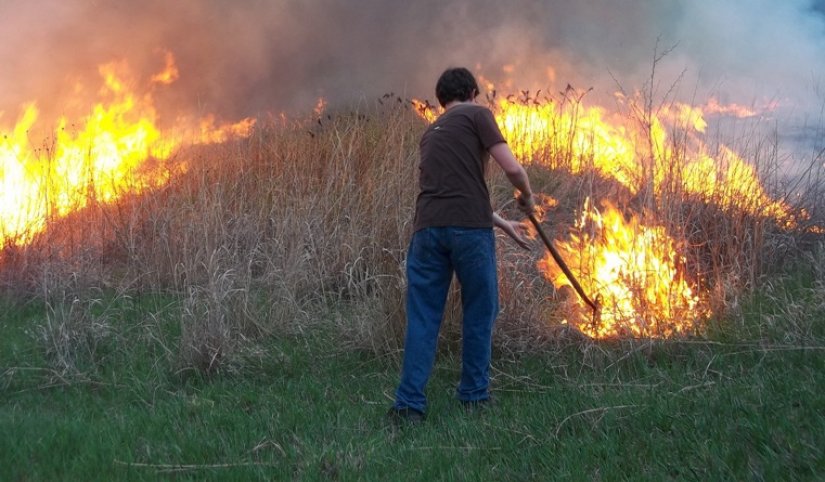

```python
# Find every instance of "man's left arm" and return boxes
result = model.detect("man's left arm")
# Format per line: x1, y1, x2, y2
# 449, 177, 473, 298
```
493, 212, 531, 250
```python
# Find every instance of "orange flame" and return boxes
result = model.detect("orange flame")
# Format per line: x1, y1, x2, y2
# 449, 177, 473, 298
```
540, 198, 707, 338
411, 99, 440, 124
150, 50, 180, 86
197, 115, 256, 145
0, 54, 254, 247
314, 97, 328, 117
492, 93, 795, 224
410, 84, 796, 338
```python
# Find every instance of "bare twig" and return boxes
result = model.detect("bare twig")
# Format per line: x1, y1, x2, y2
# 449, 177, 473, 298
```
554, 405, 638, 438
113, 460, 277, 473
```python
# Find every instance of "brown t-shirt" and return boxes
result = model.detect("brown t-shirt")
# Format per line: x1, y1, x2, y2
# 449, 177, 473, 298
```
413, 103, 506, 231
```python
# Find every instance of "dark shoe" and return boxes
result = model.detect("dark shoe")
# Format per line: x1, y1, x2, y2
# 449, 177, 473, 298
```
387, 406, 426, 425
460, 396, 495, 412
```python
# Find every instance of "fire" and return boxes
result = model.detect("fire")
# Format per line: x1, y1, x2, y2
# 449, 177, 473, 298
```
539, 198, 707, 338
0, 53, 254, 247
492, 92, 795, 224
197, 115, 256, 145
408, 83, 797, 339
314, 97, 328, 117
701, 97, 779, 119
411, 99, 439, 124
150, 50, 180, 85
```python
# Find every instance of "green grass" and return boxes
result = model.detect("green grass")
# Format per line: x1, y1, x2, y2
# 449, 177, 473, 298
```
2, 295, 824, 481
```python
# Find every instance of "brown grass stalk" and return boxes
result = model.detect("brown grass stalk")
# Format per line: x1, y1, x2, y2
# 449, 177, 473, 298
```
2, 92, 822, 373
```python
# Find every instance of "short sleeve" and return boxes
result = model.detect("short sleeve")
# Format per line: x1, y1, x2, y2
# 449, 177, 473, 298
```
474, 107, 507, 149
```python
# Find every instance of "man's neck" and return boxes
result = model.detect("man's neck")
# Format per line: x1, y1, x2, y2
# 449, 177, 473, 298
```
444, 99, 476, 110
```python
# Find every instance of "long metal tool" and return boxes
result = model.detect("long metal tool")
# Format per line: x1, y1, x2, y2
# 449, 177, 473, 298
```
526, 212, 600, 315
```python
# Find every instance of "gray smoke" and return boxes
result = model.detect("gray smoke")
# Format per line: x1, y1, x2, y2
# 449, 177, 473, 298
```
1, 0, 824, 144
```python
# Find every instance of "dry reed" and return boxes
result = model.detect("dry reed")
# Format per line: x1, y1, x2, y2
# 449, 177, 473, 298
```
2, 92, 823, 373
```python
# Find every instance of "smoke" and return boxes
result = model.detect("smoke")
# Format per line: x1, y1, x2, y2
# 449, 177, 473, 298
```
1, 0, 824, 134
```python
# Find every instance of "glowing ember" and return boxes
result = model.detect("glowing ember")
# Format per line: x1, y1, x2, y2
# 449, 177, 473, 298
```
0, 54, 254, 247
539, 198, 707, 338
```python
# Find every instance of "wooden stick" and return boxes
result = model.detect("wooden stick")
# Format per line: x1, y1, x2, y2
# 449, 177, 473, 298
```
527, 213, 599, 314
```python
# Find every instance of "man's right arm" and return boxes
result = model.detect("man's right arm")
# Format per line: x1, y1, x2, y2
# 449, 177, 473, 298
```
489, 142, 535, 213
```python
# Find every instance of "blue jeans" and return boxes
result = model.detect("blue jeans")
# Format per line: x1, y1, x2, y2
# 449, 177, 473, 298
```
393, 227, 499, 413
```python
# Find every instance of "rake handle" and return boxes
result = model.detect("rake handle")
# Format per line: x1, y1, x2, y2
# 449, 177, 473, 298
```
527, 213, 599, 313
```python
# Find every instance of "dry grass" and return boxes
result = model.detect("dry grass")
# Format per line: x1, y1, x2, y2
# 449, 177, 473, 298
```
33, 266, 121, 381
2, 90, 823, 374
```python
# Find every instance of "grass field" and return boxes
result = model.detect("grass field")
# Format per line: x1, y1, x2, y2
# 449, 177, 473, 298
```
2, 286, 824, 481
3, 80, 825, 480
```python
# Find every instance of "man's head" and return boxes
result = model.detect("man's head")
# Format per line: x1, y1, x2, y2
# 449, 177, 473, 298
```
435, 67, 480, 108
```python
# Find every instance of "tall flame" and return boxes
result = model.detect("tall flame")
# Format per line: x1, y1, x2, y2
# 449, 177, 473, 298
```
0, 53, 254, 247
492, 91, 793, 224
540, 198, 707, 338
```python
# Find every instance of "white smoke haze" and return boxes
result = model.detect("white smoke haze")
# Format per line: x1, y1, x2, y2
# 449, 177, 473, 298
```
1, 0, 824, 150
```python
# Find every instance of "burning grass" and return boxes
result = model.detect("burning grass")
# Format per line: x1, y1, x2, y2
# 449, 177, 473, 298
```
1, 67, 824, 374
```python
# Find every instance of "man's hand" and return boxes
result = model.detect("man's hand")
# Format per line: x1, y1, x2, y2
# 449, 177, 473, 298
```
493, 213, 531, 250
517, 192, 535, 215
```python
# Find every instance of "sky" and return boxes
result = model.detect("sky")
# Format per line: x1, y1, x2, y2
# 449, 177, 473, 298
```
1, 0, 824, 148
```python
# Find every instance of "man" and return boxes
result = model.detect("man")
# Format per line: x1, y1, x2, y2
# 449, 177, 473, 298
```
389, 67, 535, 423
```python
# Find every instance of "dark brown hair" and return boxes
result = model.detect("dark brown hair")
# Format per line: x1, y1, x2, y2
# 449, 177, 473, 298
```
435, 67, 479, 108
